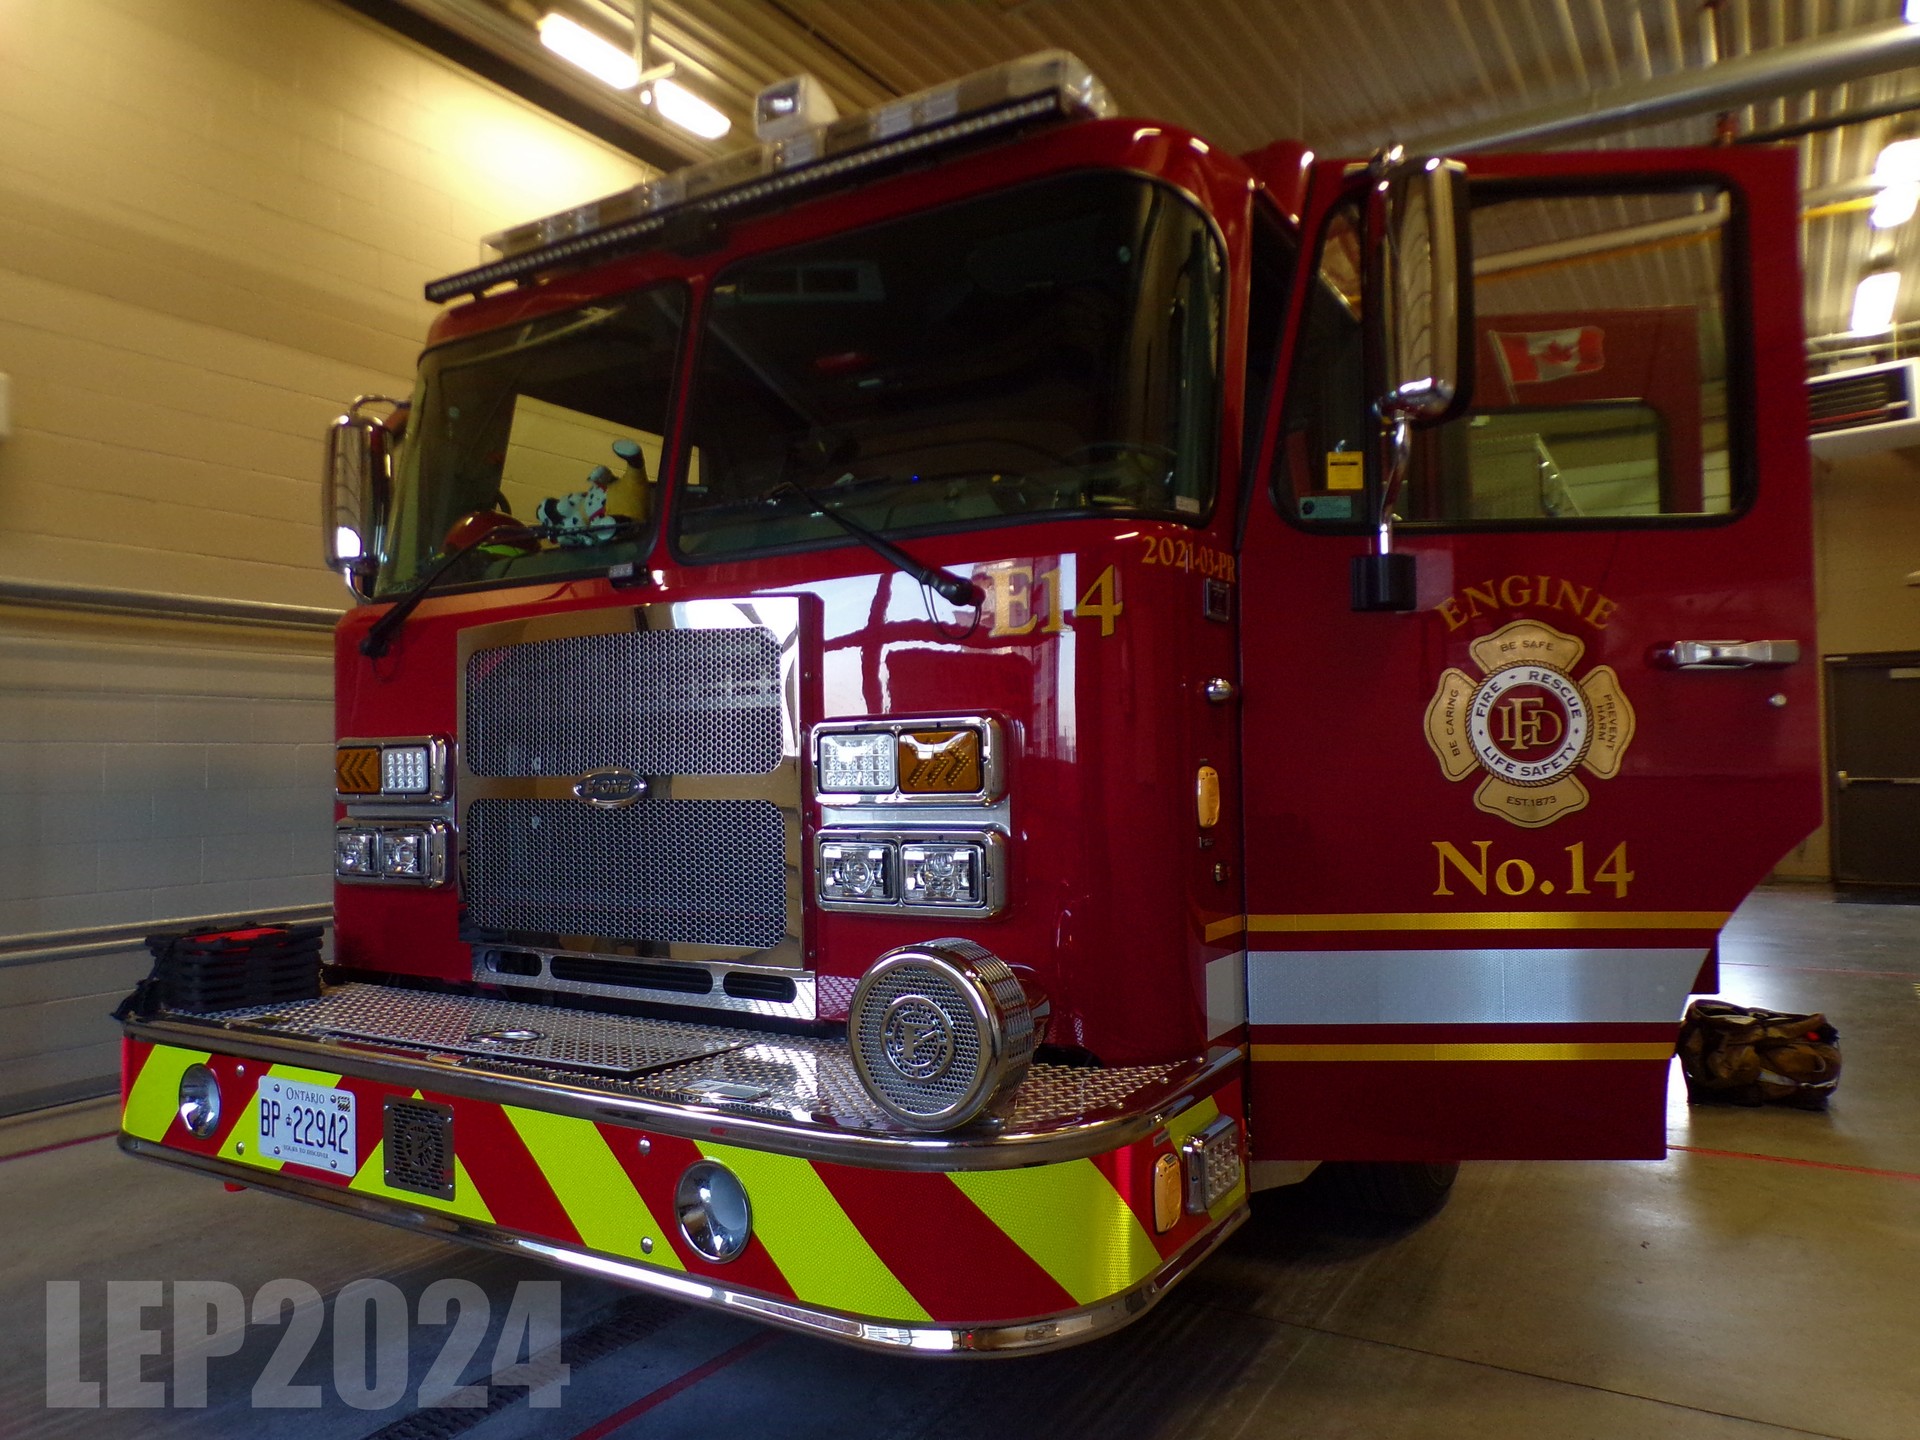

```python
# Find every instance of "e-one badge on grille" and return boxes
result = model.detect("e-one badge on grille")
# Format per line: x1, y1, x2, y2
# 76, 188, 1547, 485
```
572, 767, 648, 809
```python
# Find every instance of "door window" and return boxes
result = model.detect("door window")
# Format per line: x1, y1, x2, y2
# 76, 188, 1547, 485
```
1283, 181, 1746, 530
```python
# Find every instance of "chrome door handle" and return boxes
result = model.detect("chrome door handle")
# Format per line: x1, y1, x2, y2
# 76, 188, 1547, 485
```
1835, 772, 1920, 788
1653, 639, 1802, 670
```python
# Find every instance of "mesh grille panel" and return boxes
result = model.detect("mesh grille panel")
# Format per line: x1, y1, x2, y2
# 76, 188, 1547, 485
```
383, 1099, 453, 1198
465, 798, 787, 950
852, 963, 985, 1116
466, 625, 782, 778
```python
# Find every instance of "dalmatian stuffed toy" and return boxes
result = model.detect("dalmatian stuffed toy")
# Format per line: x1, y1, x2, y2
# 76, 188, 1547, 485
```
535, 466, 617, 548
533, 440, 651, 548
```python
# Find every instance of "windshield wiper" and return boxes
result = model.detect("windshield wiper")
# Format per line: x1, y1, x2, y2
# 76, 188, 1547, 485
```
776, 479, 983, 608
360, 517, 644, 659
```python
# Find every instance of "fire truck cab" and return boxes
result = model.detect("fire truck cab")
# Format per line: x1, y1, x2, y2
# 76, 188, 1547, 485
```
118, 52, 1818, 1353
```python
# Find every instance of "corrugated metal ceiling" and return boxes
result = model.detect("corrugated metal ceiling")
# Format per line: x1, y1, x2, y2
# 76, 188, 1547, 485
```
484, 0, 1920, 359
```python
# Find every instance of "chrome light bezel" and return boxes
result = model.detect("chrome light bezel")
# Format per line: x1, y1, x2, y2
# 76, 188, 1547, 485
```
813, 829, 1005, 917
1181, 1114, 1244, 1214
335, 735, 452, 804
675, 1161, 753, 1263
178, 1063, 222, 1139
333, 821, 452, 888
812, 716, 1004, 807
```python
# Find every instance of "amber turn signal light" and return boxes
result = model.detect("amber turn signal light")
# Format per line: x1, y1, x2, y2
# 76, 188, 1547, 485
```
1152, 1152, 1183, 1233
1196, 765, 1221, 829
335, 745, 381, 795
897, 728, 983, 795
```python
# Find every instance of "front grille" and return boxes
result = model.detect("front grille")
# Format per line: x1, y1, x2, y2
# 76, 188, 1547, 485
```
383, 1098, 453, 1198
464, 798, 787, 950
465, 625, 782, 778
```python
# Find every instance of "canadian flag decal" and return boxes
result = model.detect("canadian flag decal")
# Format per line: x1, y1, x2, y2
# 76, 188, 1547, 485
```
1491, 326, 1605, 386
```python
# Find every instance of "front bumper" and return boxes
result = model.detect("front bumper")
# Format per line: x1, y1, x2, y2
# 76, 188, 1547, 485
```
120, 983, 1247, 1354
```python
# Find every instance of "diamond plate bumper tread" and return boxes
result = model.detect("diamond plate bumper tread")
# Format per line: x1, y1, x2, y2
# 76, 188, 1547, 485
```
182, 984, 751, 1076
178, 983, 1181, 1129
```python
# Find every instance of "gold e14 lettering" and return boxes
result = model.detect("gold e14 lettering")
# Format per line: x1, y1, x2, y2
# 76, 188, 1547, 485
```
981, 563, 1123, 638
1432, 840, 1634, 899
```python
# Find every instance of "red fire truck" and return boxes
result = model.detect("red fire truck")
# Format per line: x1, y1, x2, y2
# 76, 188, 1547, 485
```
118, 52, 1817, 1353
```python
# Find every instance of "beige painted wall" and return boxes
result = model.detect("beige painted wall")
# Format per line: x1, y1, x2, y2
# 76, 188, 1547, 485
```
0, 0, 653, 1112
1772, 447, 1920, 881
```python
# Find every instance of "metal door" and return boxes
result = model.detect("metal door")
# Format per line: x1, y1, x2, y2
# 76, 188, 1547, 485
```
1233, 145, 1820, 1162
1828, 652, 1920, 888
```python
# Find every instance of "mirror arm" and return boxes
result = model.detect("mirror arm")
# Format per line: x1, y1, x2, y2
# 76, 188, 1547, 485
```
1375, 414, 1412, 557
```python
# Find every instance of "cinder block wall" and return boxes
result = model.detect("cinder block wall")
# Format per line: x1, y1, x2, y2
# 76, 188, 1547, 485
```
0, 0, 652, 1113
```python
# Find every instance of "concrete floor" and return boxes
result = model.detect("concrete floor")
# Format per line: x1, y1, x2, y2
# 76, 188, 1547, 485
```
4, 883, 1918, 1439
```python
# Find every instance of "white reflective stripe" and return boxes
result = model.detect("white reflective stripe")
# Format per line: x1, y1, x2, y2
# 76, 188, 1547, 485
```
1205, 950, 1247, 1039
1247, 948, 1707, 1026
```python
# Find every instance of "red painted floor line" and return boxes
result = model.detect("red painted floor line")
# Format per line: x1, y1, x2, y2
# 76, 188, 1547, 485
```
0, 1130, 117, 1164
568, 1330, 779, 1440
1719, 959, 1920, 981
1668, 1143, 1920, 1183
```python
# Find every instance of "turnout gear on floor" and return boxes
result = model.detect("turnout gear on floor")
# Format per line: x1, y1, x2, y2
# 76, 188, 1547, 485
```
1678, 1000, 1842, 1108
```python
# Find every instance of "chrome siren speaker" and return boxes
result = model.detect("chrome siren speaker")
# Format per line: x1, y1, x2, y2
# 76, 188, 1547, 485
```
849, 939, 1035, 1131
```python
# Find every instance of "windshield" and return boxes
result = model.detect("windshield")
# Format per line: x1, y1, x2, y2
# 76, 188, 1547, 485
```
674, 172, 1223, 561
377, 286, 685, 597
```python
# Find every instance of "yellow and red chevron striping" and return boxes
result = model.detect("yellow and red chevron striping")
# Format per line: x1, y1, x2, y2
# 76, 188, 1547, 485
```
122, 1039, 1243, 1327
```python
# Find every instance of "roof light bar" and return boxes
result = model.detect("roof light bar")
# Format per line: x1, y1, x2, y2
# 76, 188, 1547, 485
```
425, 50, 1111, 305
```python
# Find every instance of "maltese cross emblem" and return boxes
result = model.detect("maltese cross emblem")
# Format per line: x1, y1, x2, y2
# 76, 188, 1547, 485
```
1425, 619, 1635, 829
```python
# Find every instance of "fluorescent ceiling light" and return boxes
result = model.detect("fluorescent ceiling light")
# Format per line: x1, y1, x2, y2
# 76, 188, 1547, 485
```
1851, 269, 1902, 335
538, 12, 639, 89
1874, 135, 1920, 186
1872, 182, 1920, 229
646, 78, 731, 140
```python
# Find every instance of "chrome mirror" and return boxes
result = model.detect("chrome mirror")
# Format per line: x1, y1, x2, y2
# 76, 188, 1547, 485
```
322, 396, 400, 602
1378, 154, 1470, 425
1354, 151, 1472, 613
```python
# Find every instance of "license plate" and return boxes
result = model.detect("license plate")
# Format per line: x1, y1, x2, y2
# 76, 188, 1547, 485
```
257, 1078, 357, 1174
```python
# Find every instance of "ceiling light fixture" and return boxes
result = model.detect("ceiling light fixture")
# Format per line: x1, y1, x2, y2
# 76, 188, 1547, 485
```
538, 12, 639, 89
1874, 132, 1920, 187
1872, 182, 1920, 229
1851, 268, 1902, 335
644, 77, 732, 140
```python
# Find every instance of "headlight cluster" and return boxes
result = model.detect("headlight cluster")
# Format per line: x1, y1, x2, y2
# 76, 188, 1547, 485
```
816, 832, 1004, 916
813, 718, 1001, 804
334, 821, 450, 886
813, 717, 1006, 917
335, 737, 449, 802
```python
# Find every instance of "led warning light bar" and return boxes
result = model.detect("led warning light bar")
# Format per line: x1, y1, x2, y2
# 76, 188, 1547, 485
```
425, 51, 1112, 304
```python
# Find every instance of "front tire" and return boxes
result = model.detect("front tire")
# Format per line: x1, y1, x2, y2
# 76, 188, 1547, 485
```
1313, 1161, 1460, 1221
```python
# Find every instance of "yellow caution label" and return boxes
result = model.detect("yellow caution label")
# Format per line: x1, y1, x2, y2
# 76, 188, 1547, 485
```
1325, 452, 1364, 492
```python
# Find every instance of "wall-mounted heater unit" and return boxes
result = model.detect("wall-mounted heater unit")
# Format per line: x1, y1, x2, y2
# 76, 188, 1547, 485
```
1808, 358, 1920, 459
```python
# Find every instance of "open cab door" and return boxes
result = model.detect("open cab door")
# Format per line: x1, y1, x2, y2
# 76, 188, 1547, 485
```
1237, 145, 1817, 1160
